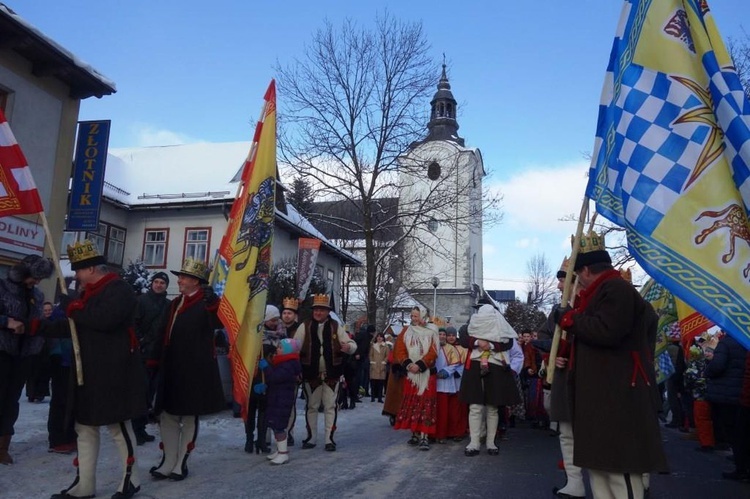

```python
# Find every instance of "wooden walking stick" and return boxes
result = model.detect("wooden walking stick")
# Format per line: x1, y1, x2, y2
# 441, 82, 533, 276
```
39, 212, 84, 386
546, 197, 589, 385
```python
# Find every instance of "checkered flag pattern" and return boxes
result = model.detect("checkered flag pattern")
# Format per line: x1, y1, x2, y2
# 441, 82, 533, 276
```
611, 65, 707, 235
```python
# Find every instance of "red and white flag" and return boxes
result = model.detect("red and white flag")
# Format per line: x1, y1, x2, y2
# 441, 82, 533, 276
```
0, 108, 43, 216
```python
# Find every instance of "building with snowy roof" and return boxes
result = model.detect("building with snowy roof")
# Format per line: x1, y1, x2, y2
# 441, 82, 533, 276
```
0, 4, 115, 299
58, 141, 361, 300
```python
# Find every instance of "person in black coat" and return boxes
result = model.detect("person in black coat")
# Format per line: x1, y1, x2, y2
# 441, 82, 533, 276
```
149, 259, 224, 482
705, 332, 748, 452
0, 255, 54, 465
132, 272, 171, 445
255, 338, 302, 465
45, 241, 146, 499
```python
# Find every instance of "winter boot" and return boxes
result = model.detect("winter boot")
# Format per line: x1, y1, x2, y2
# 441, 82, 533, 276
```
270, 438, 289, 465
0, 435, 12, 465
255, 408, 270, 454
53, 424, 100, 498
556, 422, 585, 497
266, 439, 278, 461
110, 421, 141, 498
486, 406, 500, 455
170, 415, 198, 480
465, 404, 483, 456
150, 412, 180, 479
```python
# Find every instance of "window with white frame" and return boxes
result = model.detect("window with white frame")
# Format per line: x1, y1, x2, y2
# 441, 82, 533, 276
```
85, 222, 126, 266
184, 228, 210, 263
143, 229, 169, 267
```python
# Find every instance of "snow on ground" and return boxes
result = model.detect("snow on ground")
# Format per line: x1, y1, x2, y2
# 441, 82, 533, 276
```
1, 395, 430, 499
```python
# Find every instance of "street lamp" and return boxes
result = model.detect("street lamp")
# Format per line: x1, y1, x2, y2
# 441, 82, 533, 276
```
430, 276, 440, 320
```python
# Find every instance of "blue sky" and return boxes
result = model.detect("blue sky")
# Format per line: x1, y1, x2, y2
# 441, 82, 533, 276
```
13, 0, 749, 298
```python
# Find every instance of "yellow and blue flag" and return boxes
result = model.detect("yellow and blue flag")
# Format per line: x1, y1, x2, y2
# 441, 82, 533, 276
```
214, 80, 276, 419
587, 1, 750, 349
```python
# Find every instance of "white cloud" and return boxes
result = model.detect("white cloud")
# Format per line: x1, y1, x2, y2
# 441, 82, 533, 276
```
515, 237, 539, 249
487, 161, 590, 231
129, 123, 198, 147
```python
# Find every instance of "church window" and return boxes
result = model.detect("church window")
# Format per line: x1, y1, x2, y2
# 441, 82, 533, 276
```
428, 218, 439, 232
427, 161, 441, 180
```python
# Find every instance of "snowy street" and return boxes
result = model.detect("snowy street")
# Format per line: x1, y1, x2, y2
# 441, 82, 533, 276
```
1, 396, 747, 498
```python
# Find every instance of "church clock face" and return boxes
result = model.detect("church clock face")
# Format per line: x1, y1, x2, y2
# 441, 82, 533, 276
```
427, 161, 441, 180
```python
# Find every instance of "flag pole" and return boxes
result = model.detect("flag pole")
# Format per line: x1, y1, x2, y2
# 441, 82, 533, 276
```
39, 212, 84, 385
546, 196, 589, 384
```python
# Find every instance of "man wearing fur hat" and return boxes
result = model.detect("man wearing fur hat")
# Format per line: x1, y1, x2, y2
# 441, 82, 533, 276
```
554, 232, 667, 497
459, 304, 523, 456
294, 294, 356, 452
149, 258, 225, 482
0, 254, 54, 465
132, 271, 171, 446
44, 241, 146, 499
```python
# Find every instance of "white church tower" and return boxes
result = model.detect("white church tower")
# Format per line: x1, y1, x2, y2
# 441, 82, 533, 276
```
398, 65, 486, 325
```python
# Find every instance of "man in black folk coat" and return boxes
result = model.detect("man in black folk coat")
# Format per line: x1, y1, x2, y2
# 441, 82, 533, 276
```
47, 240, 146, 499
149, 258, 224, 482
554, 232, 667, 499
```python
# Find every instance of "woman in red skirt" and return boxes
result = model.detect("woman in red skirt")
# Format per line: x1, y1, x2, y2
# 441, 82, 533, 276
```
393, 307, 439, 450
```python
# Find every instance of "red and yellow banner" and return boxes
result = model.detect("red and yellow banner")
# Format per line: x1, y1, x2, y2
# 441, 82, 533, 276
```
215, 81, 276, 419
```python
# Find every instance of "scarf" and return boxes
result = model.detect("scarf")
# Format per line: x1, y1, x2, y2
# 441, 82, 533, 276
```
404, 324, 438, 395
468, 304, 517, 342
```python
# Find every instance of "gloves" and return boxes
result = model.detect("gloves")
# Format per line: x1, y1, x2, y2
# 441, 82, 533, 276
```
202, 285, 218, 305
553, 305, 573, 326
437, 369, 449, 379
214, 329, 229, 350
258, 358, 270, 371
253, 382, 267, 395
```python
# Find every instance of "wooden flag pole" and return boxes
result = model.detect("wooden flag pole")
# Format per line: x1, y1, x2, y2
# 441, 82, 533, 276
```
39, 212, 84, 386
546, 196, 589, 385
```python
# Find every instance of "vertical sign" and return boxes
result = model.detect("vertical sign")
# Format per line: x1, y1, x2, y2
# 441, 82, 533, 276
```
66, 120, 110, 231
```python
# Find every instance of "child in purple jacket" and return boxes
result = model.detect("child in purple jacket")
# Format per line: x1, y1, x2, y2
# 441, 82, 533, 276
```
255, 338, 302, 465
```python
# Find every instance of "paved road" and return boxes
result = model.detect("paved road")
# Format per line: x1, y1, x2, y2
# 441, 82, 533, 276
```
1, 397, 747, 498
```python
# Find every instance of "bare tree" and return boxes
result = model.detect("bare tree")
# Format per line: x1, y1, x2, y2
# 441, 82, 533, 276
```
728, 30, 750, 101
524, 253, 557, 309
277, 13, 501, 325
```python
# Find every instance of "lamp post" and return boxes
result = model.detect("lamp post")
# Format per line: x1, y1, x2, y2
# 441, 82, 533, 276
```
430, 277, 440, 321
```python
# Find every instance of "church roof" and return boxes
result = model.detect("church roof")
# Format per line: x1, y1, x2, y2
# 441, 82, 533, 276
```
423, 64, 464, 146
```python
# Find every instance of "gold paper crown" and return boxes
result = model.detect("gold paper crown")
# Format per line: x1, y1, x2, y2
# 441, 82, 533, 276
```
572, 230, 606, 254
282, 297, 299, 311
619, 268, 633, 283
67, 239, 105, 270
170, 257, 209, 282
312, 294, 331, 309
559, 256, 570, 273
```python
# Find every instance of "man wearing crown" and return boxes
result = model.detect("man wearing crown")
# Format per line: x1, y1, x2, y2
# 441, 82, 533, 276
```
293, 294, 356, 451
553, 232, 667, 498
148, 258, 225, 483
538, 255, 586, 499
45, 240, 146, 499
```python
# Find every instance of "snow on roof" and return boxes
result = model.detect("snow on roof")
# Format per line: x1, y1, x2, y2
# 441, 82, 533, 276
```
106, 142, 250, 206
0, 4, 116, 91
105, 142, 361, 265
